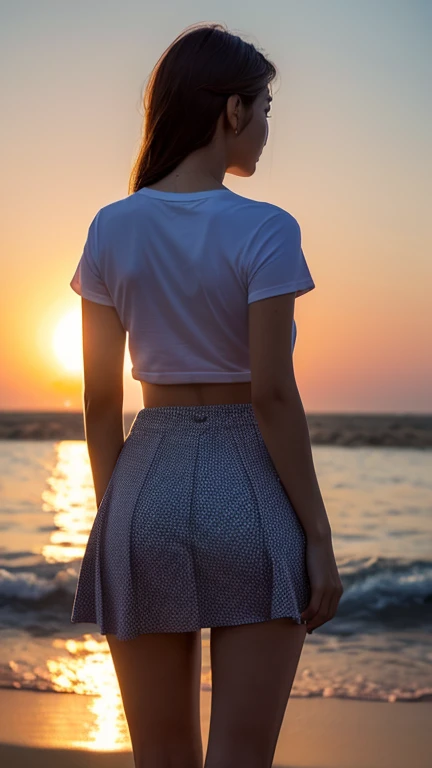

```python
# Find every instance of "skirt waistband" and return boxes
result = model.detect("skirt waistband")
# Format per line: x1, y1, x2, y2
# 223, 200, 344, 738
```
130, 402, 257, 432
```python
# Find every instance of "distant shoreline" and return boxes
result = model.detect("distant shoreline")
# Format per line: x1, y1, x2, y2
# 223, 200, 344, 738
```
0, 411, 431, 447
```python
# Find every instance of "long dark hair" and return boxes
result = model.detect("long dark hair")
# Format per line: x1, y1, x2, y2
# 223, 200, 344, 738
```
128, 22, 277, 193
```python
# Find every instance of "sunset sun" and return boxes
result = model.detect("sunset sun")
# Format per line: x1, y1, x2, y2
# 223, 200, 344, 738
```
52, 309, 82, 373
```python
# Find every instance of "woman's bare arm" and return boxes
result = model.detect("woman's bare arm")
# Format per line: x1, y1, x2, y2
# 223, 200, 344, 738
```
81, 298, 126, 508
249, 291, 332, 541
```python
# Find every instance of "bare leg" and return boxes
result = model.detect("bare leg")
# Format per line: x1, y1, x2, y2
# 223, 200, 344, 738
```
204, 617, 307, 768
106, 629, 203, 768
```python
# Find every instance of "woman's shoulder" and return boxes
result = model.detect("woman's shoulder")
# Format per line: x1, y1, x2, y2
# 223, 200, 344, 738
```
95, 192, 142, 221
92, 189, 300, 238
90, 193, 150, 240
219, 189, 300, 227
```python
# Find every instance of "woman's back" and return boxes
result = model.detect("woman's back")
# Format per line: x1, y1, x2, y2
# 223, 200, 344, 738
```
70, 185, 315, 384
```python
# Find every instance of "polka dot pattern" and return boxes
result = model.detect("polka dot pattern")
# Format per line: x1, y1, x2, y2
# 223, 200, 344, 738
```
71, 403, 311, 641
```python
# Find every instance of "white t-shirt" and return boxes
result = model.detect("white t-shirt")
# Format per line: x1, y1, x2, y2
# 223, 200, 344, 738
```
70, 186, 315, 383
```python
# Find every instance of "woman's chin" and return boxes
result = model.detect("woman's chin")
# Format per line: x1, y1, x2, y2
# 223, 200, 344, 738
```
226, 164, 257, 178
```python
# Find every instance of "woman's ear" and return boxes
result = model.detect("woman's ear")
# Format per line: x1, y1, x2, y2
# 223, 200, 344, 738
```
226, 94, 241, 133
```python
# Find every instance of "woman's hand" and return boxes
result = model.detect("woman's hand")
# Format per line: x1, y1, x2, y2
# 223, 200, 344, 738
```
300, 535, 344, 634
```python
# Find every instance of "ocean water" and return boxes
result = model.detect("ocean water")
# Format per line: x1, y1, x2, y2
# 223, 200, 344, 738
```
0, 438, 431, 710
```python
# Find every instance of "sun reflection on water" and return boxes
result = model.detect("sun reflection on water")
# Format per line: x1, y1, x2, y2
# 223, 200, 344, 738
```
37, 442, 131, 749
48, 635, 130, 750
41, 441, 96, 563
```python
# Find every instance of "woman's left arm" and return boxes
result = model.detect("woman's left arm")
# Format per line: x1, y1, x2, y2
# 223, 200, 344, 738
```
81, 297, 127, 508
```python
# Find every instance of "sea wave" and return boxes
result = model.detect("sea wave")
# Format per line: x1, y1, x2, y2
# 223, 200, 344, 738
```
0, 556, 431, 631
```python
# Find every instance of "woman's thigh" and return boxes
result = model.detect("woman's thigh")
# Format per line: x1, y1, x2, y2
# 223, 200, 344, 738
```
205, 618, 307, 768
106, 629, 203, 768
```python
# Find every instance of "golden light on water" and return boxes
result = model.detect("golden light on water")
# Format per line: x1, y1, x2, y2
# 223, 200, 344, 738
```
52, 309, 82, 373
41, 441, 96, 563
49, 636, 130, 750
37, 443, 130, 749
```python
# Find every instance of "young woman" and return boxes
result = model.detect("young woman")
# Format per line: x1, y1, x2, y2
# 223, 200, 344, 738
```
70, 22, 343, 768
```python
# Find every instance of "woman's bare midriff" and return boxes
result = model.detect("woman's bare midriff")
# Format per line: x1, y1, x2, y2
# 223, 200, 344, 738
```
140, 381, 252, 408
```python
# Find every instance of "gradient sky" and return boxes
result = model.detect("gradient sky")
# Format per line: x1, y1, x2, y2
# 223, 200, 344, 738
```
1, 1, 431, 414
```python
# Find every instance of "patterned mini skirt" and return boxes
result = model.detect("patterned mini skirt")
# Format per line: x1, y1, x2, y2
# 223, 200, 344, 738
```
71, 402, 310, 640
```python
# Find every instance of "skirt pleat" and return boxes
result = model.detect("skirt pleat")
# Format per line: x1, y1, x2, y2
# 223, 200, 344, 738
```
71, 403, 310, 640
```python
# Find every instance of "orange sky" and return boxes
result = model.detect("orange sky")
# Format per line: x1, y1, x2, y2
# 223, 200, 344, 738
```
1, 3, 431, 413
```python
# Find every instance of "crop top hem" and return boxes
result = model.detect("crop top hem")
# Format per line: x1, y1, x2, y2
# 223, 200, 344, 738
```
132, 370, 253, 384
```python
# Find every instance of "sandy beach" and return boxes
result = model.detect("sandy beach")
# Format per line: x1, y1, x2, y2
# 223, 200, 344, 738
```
0, 688, 431, 767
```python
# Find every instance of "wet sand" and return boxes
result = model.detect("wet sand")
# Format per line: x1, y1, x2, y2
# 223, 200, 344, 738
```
0, 688, 430, 767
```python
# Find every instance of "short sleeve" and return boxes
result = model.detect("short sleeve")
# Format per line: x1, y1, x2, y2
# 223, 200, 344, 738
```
70, 212, 115, 306
247, 211, 315, 304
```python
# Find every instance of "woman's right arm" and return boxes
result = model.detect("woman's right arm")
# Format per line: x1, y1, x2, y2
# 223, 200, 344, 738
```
249, 291, 343, 632
249, 290, 329, 539
252, 387, 332, 543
